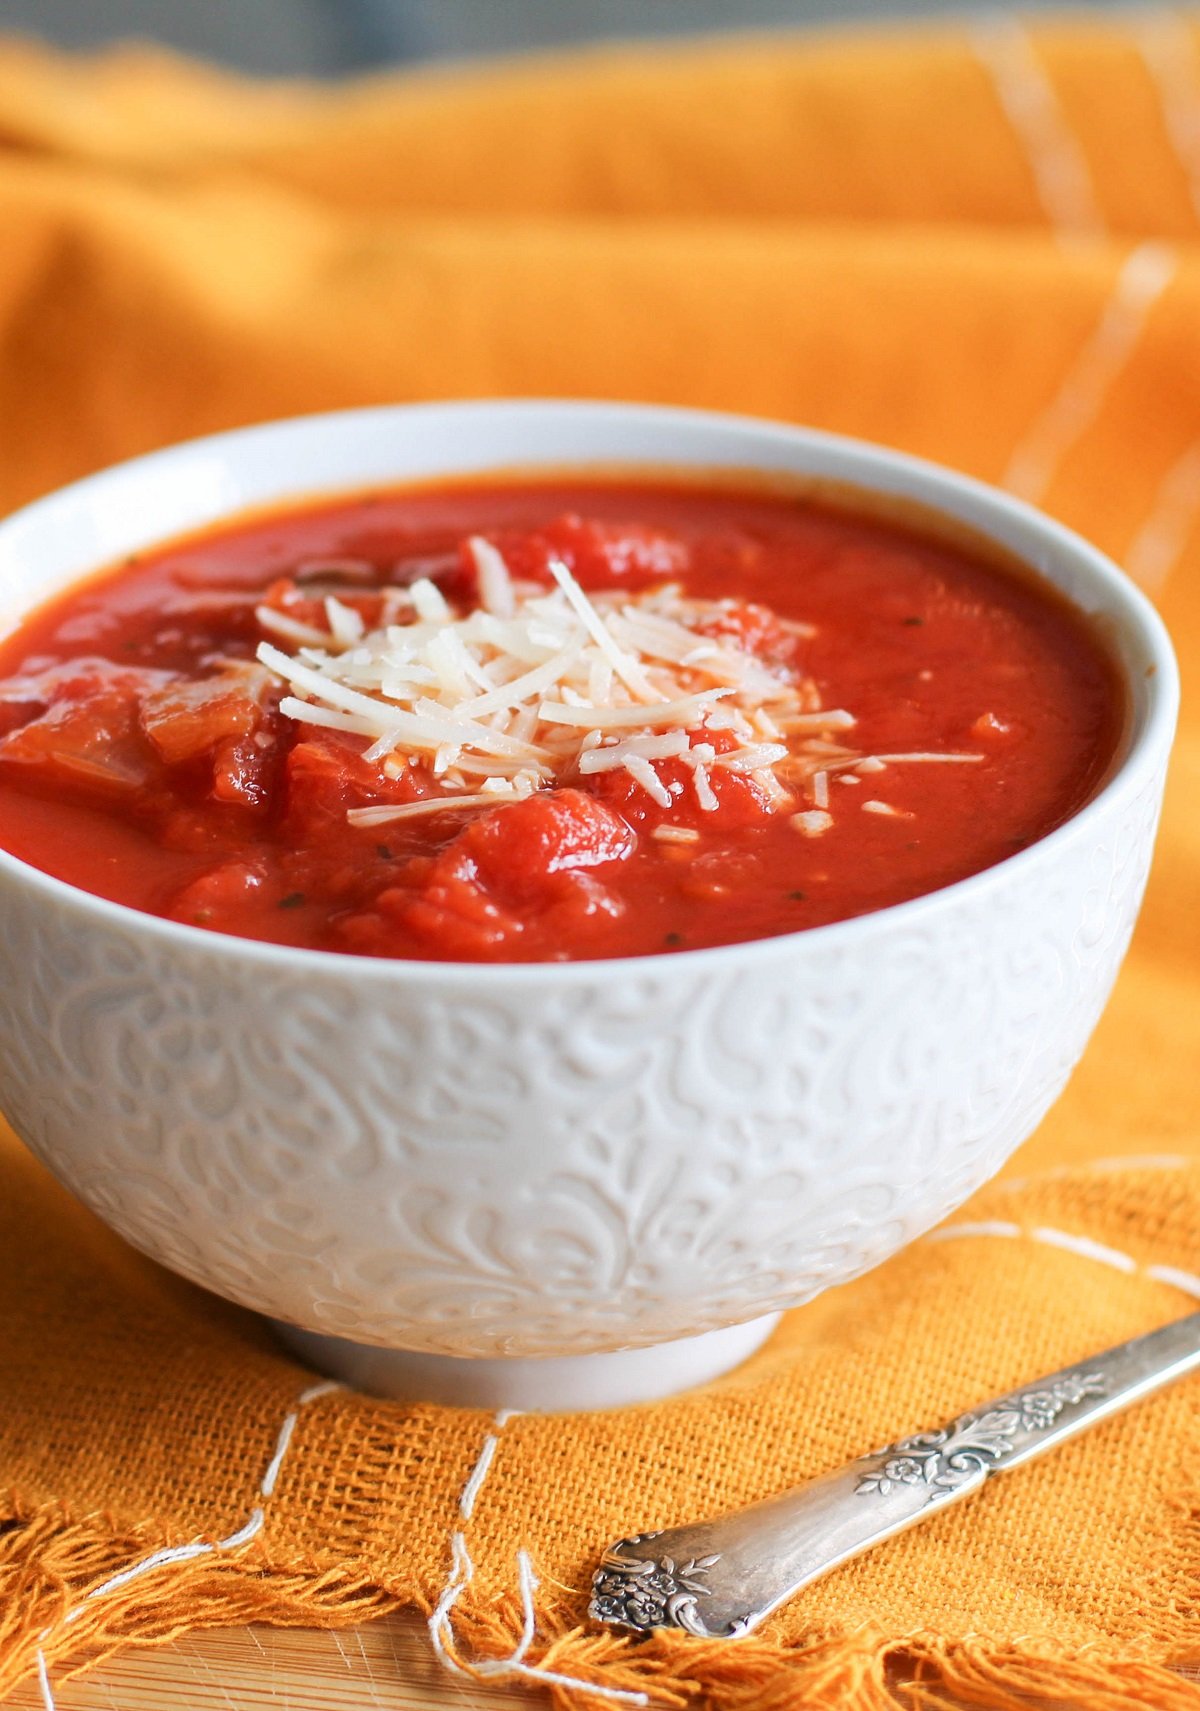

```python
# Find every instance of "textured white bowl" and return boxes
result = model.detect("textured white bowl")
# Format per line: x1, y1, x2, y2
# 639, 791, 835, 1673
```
0, 403, 1178, 1410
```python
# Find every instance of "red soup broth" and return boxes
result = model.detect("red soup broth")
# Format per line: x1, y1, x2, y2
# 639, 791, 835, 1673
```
0, 477, 1122, 962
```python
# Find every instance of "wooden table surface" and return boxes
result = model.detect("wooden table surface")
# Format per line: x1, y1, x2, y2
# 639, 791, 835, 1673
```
8, 1617, 543, 1711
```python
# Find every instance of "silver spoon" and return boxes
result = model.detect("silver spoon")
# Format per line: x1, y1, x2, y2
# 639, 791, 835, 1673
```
590, 1310, 1200, 1639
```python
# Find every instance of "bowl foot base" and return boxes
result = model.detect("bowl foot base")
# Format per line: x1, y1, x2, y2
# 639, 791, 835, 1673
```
271, 1313, 782, 1411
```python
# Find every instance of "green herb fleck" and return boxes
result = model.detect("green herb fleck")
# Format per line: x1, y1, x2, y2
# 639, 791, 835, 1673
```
664, 931, 684, 947
787, 889, 807, 902
376, 844, 394, 860
902, 616, 924, 626
279, 892, 306, 909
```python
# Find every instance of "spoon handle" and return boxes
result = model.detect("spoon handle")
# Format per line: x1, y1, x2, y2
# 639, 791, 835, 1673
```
590, 1310, 1200, 1639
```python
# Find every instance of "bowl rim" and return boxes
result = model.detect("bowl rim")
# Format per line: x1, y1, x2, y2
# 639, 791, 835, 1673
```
0, 397, 1180, 986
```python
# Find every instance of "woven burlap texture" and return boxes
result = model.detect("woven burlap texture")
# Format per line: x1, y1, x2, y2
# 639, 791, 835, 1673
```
2, 14, 1200, 1706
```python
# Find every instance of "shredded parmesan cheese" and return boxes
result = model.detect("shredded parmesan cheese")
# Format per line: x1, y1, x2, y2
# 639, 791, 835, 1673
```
792, 810, 833, 836
255, 543, 985, 834
347, 794, 504, 827
409, 578, 451, 624
539, 690, 731, 730
578, 731, 692, 773
467, 537, 516, 618
255, 606, 330, 648
621, 754, 674, 809
866, 751, 984, 764
683, 754, 719, 812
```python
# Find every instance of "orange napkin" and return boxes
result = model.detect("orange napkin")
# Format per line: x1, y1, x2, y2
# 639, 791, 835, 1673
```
2, 17, 1199, 1707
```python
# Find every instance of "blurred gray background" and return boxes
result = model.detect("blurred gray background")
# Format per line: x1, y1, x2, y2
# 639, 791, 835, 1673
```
0, 0, 1141, 75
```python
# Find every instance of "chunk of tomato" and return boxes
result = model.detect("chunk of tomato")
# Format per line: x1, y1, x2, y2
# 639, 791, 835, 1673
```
462, 514, 688, 591
462, 786, 635, 886
283, 729, 433, 842
368, 789, 634, 958
696, 601, 804, 673
171, 859, 268, 928
210, 735, 277, 810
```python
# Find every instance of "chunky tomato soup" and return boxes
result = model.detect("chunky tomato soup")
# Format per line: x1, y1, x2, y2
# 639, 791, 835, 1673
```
0, 478, 1121, 962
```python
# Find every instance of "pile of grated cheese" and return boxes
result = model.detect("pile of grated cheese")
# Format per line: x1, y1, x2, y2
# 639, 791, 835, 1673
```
255, 540, 981, 834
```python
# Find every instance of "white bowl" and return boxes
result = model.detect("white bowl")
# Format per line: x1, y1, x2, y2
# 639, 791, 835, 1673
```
0, 402, 1178, 1410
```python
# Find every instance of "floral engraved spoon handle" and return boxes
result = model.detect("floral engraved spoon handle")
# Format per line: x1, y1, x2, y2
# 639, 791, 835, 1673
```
591, 1310, 1200, 1640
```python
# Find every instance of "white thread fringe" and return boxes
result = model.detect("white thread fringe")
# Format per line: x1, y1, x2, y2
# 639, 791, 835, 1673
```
33, 1377, 343, 1709
430, 1530, 647, 1705
33, 1649, 54, 1711
1005, 1153, 1192, 1190
1003, 240, 1176, 501
971, 12, 1104, 238
1126, 440, 1200, 591
458, 1432, 499, 1521
430, 1411, 648, 1705
1138, 8, 1200, 225
929, 1219, 1200, 1298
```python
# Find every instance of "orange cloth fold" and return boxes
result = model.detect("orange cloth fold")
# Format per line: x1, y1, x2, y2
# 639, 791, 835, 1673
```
2, 15, 1200, 1707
